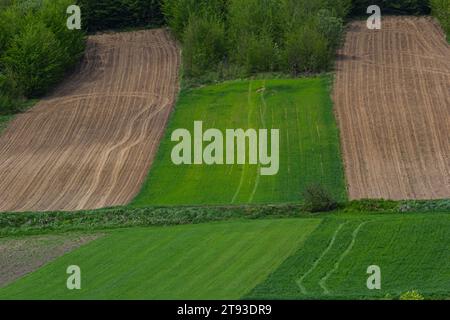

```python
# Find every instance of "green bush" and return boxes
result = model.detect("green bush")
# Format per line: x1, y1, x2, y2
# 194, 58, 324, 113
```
303, 184, 338, 213
1, 20, 66, 97
162, 0, 227, 38
227, 0, 284, 73
317, 9, 344, 50
182, 13, 226, 77
39, 0, 86, 66
284, 24, 331, 75
325, 0, 353, 19
0, 0, 85, 110
430, 0, 450, 39
237, 31, 281, 74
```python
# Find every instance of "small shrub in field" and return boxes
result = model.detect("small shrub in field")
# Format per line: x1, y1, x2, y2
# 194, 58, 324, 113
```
0, 5, 29, 56
303, 184, 338, 213
400, 290, 425, 300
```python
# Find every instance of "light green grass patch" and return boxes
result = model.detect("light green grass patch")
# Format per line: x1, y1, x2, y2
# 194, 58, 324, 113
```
0, 218, 321, 300
132, 76, 346, 206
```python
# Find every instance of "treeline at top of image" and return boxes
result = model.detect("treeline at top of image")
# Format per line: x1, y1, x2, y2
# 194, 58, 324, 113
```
0, 0, 85, 115
351, 0, 431, 15
1, 0, 448, 117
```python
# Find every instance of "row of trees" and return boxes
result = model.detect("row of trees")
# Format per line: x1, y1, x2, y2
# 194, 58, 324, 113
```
77, 0, 164, 32
163, 0, 352, 79
0, 0, 85, 114
0, 0, 446, 114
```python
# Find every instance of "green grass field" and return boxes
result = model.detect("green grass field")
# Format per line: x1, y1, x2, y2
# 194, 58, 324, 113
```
0, 218, 320, 300
132, 76, 346, 206
1, 213, 449, 300
248, 213, 450, 299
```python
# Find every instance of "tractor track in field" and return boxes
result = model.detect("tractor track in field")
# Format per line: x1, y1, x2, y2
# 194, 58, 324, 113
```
0, 29, 180, 212
296, 221, 349, 295
333, 16, 450, 200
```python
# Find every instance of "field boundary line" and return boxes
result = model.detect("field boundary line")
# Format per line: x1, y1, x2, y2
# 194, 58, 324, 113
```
295, 221, 349, 295
319, 221, 370, 295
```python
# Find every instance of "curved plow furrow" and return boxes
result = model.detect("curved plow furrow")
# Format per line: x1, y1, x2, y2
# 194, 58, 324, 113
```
333, 17, 450, 200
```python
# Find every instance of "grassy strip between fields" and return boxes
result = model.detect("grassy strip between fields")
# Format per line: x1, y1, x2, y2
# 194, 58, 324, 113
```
0, 199, 449, 237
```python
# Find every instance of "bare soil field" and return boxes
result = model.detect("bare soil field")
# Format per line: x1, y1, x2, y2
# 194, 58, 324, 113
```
0, 29, 180, 212
334, 17, 450, 200
0, 233, 101, 287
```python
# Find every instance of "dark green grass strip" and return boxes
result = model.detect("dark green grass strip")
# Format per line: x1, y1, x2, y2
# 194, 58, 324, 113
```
246, 214, 450, 299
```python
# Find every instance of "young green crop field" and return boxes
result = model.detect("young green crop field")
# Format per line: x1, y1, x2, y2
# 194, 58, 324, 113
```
0, 218, 321, 300
248, 213, 450, 299
1, 213, 449, 300
132, 76, 346, 206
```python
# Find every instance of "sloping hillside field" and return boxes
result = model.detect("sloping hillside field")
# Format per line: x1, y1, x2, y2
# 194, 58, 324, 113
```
132, 77, 347, 206
0, 29, 180, 212
1, 213, 449, 299
0, 219, 321, 299
334, 17, 450, 200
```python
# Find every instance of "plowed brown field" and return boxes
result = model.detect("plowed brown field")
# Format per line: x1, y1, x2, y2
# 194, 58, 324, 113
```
0, 29, 180, 212
334, 17, 450, 200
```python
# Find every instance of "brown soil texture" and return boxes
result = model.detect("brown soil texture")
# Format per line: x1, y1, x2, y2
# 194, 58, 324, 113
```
0, 29, 180, 212
333, 17, 450, 200
0, 233, 101, 288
